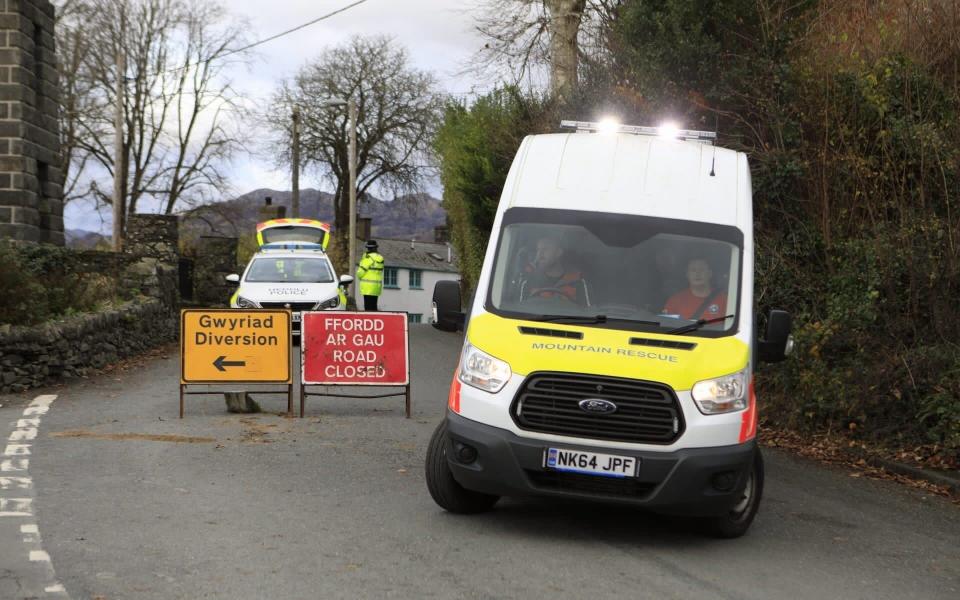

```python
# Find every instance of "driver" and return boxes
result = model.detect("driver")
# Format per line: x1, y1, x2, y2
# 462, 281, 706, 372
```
521, 235, 588, 305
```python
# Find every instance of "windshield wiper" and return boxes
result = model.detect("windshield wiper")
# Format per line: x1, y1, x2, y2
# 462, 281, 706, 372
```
664, 314, 735, 335
528, 314, 608, 324
527, 314, 661, 327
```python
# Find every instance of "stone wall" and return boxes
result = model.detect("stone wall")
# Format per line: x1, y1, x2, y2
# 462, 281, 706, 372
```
0, 299, 175, 394
0, 214, 183, 394
0, 0, 63, 245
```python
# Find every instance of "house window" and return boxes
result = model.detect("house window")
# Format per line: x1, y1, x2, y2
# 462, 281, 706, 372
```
408, 313, 422, 324
408, 269, 422, 289
384, 267, 399, 288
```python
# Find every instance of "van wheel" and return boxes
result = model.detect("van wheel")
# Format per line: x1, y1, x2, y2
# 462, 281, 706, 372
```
703, 449, 764, 539
425, 421, 499, 514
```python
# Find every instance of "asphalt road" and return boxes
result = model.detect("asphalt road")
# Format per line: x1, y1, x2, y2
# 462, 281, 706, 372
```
1, 326, 958, 599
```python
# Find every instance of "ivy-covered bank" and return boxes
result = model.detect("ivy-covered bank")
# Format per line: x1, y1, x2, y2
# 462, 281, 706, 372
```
434, 1, 960, 458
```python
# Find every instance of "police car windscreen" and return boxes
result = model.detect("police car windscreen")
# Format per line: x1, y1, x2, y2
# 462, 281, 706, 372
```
487, 208, 743, 334
246, 257, 334, 283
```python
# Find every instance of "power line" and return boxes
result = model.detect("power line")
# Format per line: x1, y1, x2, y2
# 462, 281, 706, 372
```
163, 0, 371, 75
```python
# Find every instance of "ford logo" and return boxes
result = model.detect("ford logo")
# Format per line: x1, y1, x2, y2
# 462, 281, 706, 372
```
578, 398, 617, 414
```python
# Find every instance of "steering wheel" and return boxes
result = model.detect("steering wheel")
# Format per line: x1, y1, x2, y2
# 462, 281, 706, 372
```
527, 287, 574, 302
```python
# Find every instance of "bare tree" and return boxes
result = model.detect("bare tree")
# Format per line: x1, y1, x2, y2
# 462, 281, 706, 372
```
54, 0, 248, 220
472, 0, 618, 100
267, 36, 443, 250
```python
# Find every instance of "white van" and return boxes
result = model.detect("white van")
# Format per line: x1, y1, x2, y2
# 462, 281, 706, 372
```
427, 121, 792, 537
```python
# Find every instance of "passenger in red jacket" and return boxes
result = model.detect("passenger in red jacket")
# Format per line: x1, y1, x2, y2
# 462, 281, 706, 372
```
663, 257, 727, 320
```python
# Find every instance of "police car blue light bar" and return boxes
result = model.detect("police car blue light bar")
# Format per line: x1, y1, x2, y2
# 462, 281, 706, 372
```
560, 120, 717, 143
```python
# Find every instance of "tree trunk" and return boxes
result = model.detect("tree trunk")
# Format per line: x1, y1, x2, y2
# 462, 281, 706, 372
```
546, 0, 586, 103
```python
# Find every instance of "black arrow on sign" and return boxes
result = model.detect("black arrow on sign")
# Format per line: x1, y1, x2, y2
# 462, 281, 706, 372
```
213, 355, 246, 372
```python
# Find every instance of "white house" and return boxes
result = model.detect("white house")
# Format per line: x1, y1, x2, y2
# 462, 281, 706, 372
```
354, 237, 460, 324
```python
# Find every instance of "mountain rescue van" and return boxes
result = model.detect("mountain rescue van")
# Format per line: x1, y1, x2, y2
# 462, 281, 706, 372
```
427, 121, 793, 538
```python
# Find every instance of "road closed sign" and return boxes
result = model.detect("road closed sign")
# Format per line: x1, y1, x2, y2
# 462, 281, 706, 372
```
181, 309, 291, 383
301, 312, 409, 386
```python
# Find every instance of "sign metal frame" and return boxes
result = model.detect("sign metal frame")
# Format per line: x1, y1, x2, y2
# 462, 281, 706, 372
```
299, 311, 412, 418
179, 308, 293, 417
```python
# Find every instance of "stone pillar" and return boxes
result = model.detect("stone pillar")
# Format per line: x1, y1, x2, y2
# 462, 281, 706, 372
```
357, 217, 372, 241
257, 196, 285, 222
194, 236, 238, 307
0, 0, 63, 245
124, 214, 180, 309
126, 214, 179, 263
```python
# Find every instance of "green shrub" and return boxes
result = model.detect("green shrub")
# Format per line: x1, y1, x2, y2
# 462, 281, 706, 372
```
0, 242, 123, 326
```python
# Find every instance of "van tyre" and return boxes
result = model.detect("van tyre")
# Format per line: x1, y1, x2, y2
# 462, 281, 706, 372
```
425, 420, 499, 514
703, 448, 764, 539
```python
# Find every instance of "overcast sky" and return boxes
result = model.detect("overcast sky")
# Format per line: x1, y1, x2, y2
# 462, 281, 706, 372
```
65, 0, 490, 232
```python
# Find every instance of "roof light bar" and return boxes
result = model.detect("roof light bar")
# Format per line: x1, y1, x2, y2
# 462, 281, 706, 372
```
560, 120, 717, 143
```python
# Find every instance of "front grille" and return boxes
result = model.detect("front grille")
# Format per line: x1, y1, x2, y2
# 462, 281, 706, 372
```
512, 372, 683, 444
526, 470, 657, 498
259, 302, 316, 311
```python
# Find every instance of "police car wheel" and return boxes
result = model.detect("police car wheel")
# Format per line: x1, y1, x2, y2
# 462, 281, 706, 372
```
425, 420, 499, 514
702, 449, 764, 539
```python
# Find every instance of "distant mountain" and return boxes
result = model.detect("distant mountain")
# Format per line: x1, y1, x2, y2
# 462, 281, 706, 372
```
65, 228, 109, 249
180, 188, 447, 243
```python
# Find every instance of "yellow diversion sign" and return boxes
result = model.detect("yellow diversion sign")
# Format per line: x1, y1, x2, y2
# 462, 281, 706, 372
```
181, 309, 291, 384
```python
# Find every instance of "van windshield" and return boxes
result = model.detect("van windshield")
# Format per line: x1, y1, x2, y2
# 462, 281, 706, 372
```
487, 208, 744, 336
245, 257, 334, 283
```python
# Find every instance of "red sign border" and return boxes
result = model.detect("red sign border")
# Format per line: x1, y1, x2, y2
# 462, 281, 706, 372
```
300, 311, 410, 386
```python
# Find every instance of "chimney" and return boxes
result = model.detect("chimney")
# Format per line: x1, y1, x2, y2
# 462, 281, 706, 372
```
410, 237, 415, 250
357, 217, 372, 241
447, 243, 452, 263
434, 225, 449, 243
258, 195, 285, 222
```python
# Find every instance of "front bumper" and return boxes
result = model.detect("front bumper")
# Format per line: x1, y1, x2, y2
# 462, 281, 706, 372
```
444, 411, 756, 516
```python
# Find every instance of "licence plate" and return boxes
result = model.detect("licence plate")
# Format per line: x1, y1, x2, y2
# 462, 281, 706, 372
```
292, 312, 302, 322
544, 448, 638, 478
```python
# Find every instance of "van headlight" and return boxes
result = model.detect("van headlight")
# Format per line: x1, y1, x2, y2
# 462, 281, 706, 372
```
458, 342, 511, 393
691, 368, 748, 414
317, 295, 341, 309
235, 295, 259, 309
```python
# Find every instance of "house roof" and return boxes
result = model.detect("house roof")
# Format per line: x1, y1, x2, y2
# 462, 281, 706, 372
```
357, 238, 459, 273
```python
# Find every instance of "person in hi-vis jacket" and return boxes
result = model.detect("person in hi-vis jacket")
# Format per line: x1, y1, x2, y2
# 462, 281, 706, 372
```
356, 240, 384, 311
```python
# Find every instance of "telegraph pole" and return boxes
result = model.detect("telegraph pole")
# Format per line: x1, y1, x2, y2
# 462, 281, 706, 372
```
112, 50, 125, 252
348, 98, 358, 279
291, 106, 300, 218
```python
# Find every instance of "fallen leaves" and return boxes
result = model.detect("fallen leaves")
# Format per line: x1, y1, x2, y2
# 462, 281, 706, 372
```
760, 421, 958, 503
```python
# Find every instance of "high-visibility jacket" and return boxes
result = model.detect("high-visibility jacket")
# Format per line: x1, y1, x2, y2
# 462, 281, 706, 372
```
356, 252, 384, 296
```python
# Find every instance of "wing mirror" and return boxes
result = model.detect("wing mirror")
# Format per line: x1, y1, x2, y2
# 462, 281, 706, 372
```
225, 274, 240, 284
432, 280, 465, 332
339, 274, 354, 288
758, 310, 793, 363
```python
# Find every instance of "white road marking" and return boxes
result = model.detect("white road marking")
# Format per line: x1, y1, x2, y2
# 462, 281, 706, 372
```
0, 476, 32, 490
1, 394, 68, 596
3, 444, 32, 456
10, 427, 38, 441
0, 497, 33, 516
1, 458, 29, 472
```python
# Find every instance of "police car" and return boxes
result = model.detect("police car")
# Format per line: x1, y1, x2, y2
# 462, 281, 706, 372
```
226, 219, 353, 339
